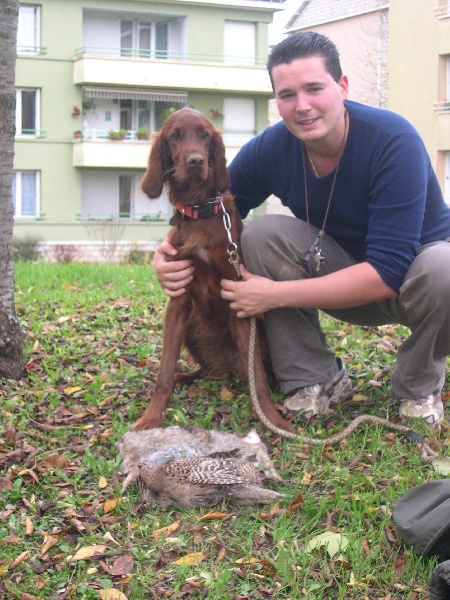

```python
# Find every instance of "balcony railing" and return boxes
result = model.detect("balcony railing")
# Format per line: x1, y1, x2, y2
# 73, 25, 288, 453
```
76, 212, 170, 222
435, 4, 450, 17
74, 129, 153, 140
433, 101, 450, 112
74, 47, 267, 66
15, 129, 46, 138
14, 212, 46, 221
17, 46, 47, 55
74, 127, 253, 143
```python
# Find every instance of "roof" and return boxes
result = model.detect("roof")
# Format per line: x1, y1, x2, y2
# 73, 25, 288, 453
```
286, 0, 389, 30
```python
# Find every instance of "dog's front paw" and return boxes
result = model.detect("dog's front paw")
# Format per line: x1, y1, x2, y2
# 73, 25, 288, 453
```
131, 415, 163, 431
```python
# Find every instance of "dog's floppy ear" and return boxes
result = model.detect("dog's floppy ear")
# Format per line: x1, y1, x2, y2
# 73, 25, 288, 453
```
141, 132, 170, 199
210, 129, 231, 193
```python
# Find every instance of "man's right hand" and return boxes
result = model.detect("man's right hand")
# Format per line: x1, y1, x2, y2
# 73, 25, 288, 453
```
152, 239, 194, 297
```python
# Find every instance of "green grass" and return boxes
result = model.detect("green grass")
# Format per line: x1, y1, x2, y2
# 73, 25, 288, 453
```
0, 262, 449, 599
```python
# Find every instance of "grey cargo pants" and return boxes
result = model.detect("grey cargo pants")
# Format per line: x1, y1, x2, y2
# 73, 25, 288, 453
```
241, 214, 450, 401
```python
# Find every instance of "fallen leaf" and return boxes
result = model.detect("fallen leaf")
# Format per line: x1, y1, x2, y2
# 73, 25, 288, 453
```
217, 546, 226, 561
71, 544, 107, 561
219, 386, 233, 402
260, 557, 278, 577
40, 454, 69, 470
63, 386, 82, 395
109, 554, 134, 576
432, 456, 450, 475
18, 469, 40, 484
41, 534, 59, 555
103, 531, 121, 546
10, 550, 30, 570
152, 522, 180, 538
235, 556, 259, 565
99, 590, 128, 600
99, 476, 108, 489
304, 531, 349, 558
24, 516, 34, 535
0, 559, 12, 575
57, 315, 72, 324
286, 492, 304, 514
172, 551, 207, 566
199, 511, 232, 521
301, 472, 311, 484
0, 534, 21, 545
259, 501, 282, 521
104, 498, 120, 513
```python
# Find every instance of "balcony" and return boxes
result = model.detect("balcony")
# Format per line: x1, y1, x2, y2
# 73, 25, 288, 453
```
434, 100, 450, 113
435, 4, 450, 17
73, 129, 250, 168
73, 49, 273, 95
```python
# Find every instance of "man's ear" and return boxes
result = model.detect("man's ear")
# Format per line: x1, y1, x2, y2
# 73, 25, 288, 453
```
340, 75, 349, 100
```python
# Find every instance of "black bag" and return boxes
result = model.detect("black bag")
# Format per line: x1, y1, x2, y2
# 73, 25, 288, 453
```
430, 560, 450, 600
393, 479, 450, 600
393, 479, 450, 560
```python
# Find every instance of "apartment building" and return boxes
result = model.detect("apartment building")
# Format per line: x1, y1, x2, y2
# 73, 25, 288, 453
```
388, 0, 450, 205
14, 0, 284, 258
284, 0, 389, 108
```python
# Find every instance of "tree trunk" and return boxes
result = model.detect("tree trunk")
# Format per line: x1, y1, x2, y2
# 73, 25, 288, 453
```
0, 0, 24, 380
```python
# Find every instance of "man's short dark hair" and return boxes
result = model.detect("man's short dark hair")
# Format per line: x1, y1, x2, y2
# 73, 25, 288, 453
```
267, 32, 343, 89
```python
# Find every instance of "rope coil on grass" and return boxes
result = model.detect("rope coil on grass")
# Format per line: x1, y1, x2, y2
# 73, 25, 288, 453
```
247, 316, 438, 462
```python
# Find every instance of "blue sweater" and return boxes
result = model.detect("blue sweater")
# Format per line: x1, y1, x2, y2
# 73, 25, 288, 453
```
229, 100, 450, 293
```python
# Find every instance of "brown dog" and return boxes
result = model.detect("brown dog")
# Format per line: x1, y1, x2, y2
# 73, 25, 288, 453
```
133, 107, 293, 434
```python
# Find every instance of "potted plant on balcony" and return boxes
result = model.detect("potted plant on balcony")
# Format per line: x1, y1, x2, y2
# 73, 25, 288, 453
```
136, 127, 151, 140
108, 129, 127, 140
208, 108, 224, 120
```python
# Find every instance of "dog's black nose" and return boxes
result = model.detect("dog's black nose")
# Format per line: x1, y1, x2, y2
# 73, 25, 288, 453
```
187, 153, 205, 168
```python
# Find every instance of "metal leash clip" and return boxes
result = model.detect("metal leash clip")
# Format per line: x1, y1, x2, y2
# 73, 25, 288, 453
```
219, 197, 243, 280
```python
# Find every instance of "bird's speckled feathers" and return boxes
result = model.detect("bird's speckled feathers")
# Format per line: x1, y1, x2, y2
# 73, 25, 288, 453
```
123, 456, 283, 507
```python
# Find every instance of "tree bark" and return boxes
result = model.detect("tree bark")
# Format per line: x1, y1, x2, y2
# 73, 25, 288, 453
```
0, 0, 25, 379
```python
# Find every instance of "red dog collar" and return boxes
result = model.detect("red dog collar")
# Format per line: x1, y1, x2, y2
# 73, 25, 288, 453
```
175, 195, 223, 220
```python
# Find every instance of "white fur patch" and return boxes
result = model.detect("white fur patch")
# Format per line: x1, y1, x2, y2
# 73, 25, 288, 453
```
194, 247, 211, 264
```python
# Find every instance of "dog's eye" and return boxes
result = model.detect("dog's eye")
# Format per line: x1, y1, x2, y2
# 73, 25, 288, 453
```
171, 131, 180, 140
200, 130, 210, 139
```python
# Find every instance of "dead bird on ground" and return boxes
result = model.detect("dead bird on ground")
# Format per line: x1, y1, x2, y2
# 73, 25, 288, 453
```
122, 456, 284, 507
116, 426, 281, 480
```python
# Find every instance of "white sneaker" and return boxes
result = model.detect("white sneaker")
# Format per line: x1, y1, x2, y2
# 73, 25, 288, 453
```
282, 358, 353, 424
399, 392, 444, 426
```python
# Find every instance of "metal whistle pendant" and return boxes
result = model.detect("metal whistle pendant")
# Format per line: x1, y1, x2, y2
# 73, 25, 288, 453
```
304, 230, 325, 272
313, 248, 324, 272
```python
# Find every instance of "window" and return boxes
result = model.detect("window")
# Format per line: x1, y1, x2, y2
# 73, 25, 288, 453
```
80, 171, 171, 220
224, 21, 255, 64
445, 152, 450, 205
223, 98, 255, 144
119, 176, 132, 217
447, 56, 450, 102
16, 88, 40, 136
17, 5, 40, 54
117, 99, 182, 132
120, 19, 169, 58
12, 171, 40, 218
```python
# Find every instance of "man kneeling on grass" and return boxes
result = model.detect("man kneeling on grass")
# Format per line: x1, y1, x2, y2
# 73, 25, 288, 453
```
153, 32, 450, 427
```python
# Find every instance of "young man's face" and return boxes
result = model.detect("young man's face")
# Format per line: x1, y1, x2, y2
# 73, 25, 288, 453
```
272, 55, 348, 149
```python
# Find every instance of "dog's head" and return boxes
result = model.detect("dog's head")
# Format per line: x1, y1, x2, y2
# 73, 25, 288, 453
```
141, 107, 230, 203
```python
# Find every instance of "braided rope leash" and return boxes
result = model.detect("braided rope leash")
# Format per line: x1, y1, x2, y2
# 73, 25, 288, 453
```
218, 201, 438, 463
247, 316, 439, 463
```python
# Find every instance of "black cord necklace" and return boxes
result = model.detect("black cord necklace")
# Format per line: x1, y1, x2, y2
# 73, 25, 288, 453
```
302, 109, 348, 272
